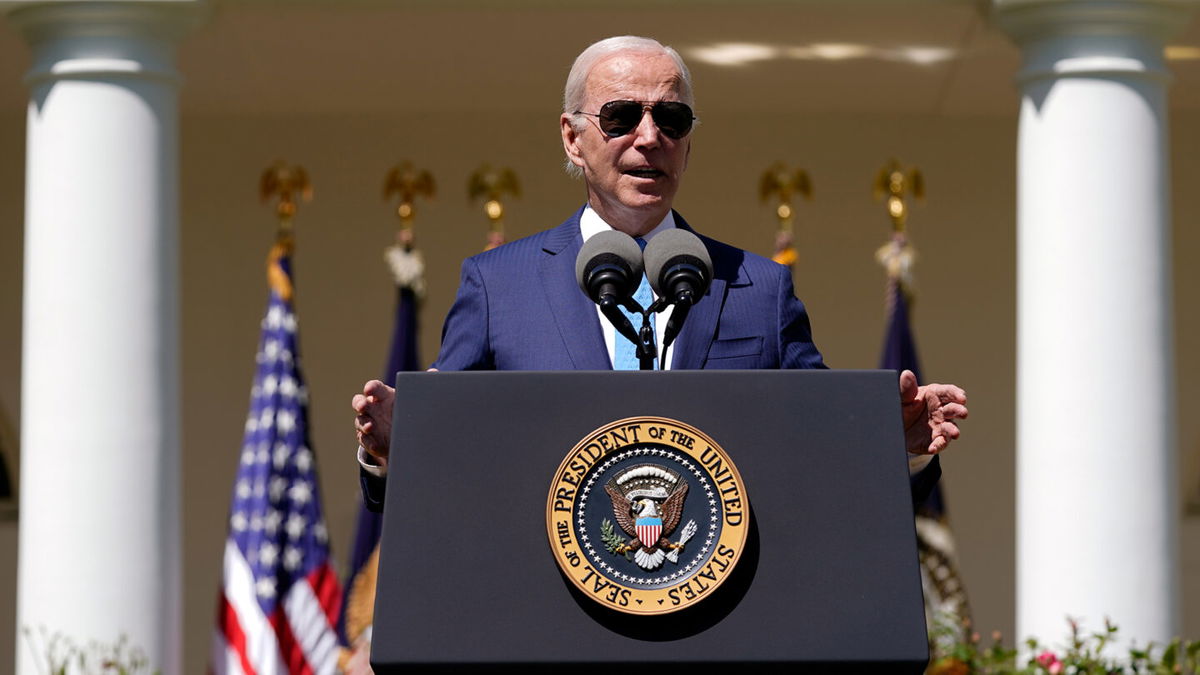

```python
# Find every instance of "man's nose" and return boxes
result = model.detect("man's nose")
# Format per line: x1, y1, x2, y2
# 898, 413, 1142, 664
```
631, 107, 661, 148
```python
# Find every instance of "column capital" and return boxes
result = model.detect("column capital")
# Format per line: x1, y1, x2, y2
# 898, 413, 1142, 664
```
2, 1, 208, 38
994, 0, 1197, 85
1, 1, 209, 87
995, 0, 1196, 44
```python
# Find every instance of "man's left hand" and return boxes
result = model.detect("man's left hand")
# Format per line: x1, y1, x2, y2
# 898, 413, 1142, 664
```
900, 369, 968, 455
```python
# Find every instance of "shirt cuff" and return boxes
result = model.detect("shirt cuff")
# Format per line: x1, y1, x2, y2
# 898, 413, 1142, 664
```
907, 452, 935, 475
358, 445, 388, 477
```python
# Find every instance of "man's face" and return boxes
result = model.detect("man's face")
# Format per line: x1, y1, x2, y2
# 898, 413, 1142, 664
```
561, 51, 691, 234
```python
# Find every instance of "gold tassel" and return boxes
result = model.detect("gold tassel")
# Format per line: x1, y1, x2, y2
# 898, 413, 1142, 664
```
266, 234, 295, 302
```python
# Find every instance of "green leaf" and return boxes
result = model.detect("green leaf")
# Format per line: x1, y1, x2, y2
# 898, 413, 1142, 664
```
1164, 639, 1179, 669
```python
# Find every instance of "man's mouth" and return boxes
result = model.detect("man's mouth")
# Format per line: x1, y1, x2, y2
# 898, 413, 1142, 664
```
623, 168, 665, 179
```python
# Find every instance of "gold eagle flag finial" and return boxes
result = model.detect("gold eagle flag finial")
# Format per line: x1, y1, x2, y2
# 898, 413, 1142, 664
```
383, 161, 436, 251
259, 160, 312, 301
468, 163, 520, 251
872, 158, 923, 235
872, 158, 923, 289
259, 160, 313, 240
758, 162, 812, 267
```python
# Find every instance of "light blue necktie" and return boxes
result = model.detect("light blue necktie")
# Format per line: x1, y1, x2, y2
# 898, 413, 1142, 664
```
614, 238, 656, 370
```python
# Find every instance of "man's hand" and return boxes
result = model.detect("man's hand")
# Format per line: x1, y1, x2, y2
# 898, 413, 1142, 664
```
899, 369, 968, 456
353, 379, 395, 463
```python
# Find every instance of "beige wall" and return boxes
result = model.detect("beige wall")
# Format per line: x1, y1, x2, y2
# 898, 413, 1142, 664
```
1, 105, 1198, 670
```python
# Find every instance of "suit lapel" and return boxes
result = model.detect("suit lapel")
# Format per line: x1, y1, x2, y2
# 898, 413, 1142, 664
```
670, 212, 739, 370
539, 211, 612, 370
670, 271, 727, 370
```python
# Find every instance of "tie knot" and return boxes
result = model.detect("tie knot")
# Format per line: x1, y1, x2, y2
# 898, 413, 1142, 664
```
635, 237, 648, 251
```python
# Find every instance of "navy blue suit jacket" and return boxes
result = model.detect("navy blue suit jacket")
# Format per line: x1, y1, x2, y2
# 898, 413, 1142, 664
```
433, 208, 825, 371
361, 207, 938, 508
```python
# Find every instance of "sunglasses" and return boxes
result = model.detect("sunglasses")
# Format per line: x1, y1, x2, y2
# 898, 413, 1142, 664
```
575, 100, 696, 140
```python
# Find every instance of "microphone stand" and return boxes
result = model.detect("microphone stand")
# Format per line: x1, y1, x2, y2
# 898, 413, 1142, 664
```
622, 297, 658, 371
636, 311, 656, 370
603, 294, 692, 371
645, 297, 670, 370
647, 297, 684, 349
608, 289, 699, 371
598, 296, 658, 370
645, 291, 697, 369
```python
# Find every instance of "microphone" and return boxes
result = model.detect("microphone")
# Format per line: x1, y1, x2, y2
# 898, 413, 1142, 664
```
575, 230, 646, 351
644, 229, 713, 349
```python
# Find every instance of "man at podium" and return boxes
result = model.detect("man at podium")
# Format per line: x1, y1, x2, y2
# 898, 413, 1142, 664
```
352, 35, 967, 510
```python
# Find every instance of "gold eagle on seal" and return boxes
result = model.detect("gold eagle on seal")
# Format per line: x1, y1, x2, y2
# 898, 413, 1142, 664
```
603, 464, 694, 571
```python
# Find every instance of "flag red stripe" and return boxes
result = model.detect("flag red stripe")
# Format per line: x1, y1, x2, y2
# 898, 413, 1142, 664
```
307, 563, 342, 629
217, 593, 258, 675
269, 606, 315, 675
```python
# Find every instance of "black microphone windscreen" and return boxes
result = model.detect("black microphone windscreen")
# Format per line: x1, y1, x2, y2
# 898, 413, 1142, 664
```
575, 230, 645, 297
644, 229, 713, 297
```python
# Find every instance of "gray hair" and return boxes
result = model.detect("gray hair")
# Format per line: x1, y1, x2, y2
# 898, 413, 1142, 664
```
562, 36, 694, 177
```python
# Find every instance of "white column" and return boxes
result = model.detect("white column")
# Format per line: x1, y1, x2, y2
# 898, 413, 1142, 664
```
6, 2, 202, 672
996, 0, 1193, 648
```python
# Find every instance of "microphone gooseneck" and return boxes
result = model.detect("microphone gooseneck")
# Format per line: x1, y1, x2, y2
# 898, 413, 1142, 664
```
643, 229, 713, 349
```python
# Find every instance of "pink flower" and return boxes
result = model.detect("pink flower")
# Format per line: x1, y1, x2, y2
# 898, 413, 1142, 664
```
1036, 650, 1062, 673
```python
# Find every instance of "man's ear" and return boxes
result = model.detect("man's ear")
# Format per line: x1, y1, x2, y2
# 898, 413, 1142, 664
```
561, 114, 586, 169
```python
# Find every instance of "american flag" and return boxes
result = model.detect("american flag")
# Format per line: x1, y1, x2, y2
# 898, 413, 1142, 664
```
212, 242, 342, 674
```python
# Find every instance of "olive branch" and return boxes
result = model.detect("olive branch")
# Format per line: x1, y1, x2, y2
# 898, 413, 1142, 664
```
600, 518, 631, 559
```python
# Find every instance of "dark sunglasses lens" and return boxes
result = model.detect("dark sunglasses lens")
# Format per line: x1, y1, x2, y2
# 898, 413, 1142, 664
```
597, 101, 644, 137
651, 102, 693, 139
596, 101, 694, 139
597, 99, 696, 138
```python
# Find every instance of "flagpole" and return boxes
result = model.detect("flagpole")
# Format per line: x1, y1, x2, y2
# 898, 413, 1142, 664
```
873, 159, 973, 661
339, 163, 434, 668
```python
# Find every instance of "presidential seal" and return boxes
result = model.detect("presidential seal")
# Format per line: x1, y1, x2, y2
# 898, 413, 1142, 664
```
545, 417, 749, 615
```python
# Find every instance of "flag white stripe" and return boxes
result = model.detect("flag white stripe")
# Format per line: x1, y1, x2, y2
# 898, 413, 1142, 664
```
222, 539, 285, 675
283, 573, 340, 675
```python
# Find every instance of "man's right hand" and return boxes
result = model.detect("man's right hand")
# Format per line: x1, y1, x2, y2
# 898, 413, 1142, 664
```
353, 379, 395, 464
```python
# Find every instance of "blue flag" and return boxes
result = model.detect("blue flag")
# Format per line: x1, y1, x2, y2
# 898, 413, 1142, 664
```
879, 281, 943, 517
340, 243, 423, 649
878, 273, 971, 643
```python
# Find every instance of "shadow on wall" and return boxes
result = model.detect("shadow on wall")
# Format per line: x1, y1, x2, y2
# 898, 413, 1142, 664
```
0, 403, 15, 515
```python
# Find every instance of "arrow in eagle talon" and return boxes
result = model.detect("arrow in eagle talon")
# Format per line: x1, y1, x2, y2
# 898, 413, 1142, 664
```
666, 520, 698, 564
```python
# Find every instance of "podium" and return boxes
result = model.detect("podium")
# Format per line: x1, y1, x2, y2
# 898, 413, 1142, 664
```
371, 370, 928, 672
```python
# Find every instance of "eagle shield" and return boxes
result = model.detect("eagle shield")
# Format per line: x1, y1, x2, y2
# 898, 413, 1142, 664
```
636, 516, 662, 548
